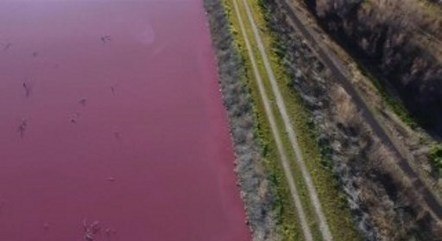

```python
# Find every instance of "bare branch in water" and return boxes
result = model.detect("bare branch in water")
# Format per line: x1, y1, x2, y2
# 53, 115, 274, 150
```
79, 98, 87, 107
17, 119, 27, 138
2, 43, 12, 51
100, 35, 112, 45
22, 82, 31, 98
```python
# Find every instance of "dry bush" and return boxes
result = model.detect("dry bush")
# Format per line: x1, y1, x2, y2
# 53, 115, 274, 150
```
367, 0, 442, 60
253, 0, 442, 238
309, 0, 442, 135
328, 85, 439, 240
332, 86, 357, 124
204, 0, 280, 239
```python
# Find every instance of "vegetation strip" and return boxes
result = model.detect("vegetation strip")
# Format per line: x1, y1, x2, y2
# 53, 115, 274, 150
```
223, 0, 363, 239
231, 0, 313, 240
238, 0, 334, 240
277, 0, 442, 220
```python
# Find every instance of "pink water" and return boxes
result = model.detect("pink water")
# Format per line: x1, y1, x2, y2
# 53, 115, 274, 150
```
0, 1, 250, 240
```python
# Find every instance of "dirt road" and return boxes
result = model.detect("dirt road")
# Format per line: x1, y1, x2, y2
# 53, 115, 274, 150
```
278, 0, 442, 220
232, 0, 313, 240
233, 0, 334, 240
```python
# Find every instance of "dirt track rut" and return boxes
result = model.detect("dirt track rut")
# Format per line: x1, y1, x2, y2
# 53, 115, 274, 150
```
233, 0, 334, 240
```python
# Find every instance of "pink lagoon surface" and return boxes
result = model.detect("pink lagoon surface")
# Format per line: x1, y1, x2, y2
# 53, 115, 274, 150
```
0, 0, 250, 240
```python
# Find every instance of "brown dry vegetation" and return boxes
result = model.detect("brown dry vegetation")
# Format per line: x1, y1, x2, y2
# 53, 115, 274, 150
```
306, 0, 442, 137
331, 86, 440, 239
259, 0, 442, 239
204, 0, 280, 239
299, 0, 442, 199
205, 0, 442, 239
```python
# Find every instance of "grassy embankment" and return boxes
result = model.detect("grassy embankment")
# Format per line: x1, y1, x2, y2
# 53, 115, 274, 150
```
222, 0, 362, 240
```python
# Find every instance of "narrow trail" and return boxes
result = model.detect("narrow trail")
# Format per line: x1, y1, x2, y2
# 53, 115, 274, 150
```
239, 0, 334, 240
232, 0, 313, 240
278, 0, 442, 220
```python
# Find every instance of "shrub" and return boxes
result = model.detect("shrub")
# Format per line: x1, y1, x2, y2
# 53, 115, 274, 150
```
429, 145, 442, 170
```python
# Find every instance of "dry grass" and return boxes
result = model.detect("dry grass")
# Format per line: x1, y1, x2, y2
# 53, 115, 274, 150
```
235, 0, 442, 238
316, 0, 442, 61
329, 83, 441, 240
300, 0, 442, 195
370, 0, 442, 61
332, 86, 359, 126
204, 0, 281, 239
